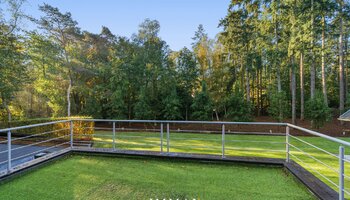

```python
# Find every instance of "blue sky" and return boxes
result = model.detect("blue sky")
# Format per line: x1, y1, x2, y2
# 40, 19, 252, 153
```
22, 0, 230, 51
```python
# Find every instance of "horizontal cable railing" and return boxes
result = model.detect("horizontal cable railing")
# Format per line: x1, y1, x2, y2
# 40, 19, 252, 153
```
0, 119, 349, 199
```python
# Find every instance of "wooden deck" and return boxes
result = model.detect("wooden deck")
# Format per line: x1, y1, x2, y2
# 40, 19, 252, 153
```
0, 148, 71, 182
285, 161, 338, 200
72, 147, 285, 165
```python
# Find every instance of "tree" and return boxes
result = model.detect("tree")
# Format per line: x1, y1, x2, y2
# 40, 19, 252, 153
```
133, 18, 170, 119
109, 89, 127, 119
225, 92, 253, 121
268, 90, 289, 122
36, 4, 80, 117
134, 88, 153, 120
162, 88, 182, 120
305, 92, 332, 128
0, 0, 27, 122
339, 0, 345, 114
174, 47, 198, 120
2, 1, 350, 126
191, 82, 212, 121
300, 53, 305, 120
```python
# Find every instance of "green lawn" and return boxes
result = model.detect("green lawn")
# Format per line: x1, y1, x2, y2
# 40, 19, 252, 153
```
85, 130, 350, 196
0, 155, 314, 200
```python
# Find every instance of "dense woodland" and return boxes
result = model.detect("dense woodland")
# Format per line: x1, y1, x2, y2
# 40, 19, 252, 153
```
1, 0, 350, 128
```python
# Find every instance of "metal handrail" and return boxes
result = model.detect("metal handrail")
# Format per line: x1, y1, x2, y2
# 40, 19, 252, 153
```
73, 118, 287, 126
0, 120, 71, 133
73, 118, 350, 147
287, 123, 350, 147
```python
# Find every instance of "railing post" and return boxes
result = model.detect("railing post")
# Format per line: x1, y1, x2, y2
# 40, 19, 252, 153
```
222, 124, 225, 158
160, 123, 163, 153
7, 130, 11, 173
112, 122, 116, 150
166, 123, 170, 153
339, 146, 345, 200
70, 121, 73, 149
286, 126, 290, 162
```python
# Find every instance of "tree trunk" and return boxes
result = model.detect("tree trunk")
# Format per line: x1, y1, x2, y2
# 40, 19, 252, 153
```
291, 56, 296, 125
276, 57, 281, 93
310, 62, 316, 99
30, 88, 33, 117
257, 69, 261, 116
300, 53, 304, 120
321, 16, 328, 105
260, 68, 263, 115
310, 0, 315, 99
274, 6, 283, 120
215, 109, 219, 121
64, 49, 72, 118
241, 57, 245, 93
67, 77, 72, 117
339, 0, 345, 114
345, 31, 349, 104
246, 68, 250, 102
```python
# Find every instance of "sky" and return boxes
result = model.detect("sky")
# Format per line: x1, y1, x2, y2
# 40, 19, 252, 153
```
21, 0, 230, 51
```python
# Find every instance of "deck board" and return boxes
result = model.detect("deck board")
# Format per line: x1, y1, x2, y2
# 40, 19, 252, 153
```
72, 147, 285, 165
285, 161, 338, 200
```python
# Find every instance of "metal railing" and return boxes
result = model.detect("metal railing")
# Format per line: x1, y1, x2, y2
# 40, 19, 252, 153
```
0, 118, 349, 200
287, 124, 350, 200
0, 120, 72, 174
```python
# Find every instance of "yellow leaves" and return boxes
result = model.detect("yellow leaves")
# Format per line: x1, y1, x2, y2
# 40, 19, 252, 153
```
146, 63, 153, 70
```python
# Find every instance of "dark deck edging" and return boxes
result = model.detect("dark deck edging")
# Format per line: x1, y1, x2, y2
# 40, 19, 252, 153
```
72, 147, 285, 165
285, 161, 338, 200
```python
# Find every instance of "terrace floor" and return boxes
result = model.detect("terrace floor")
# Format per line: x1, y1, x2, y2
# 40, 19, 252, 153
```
0, 144, 64, 171
0, 155, 314, 200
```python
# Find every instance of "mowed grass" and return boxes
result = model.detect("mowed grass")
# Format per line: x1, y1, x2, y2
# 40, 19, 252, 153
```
88, 130, 350, 196
0, 155, 314, 200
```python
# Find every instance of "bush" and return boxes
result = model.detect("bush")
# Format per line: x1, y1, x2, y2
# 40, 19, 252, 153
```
225, 92, 253, 121
305, 92, 332, 129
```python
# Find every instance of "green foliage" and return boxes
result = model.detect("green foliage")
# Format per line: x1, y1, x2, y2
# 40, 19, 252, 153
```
162, 88, 182, 120
345, 93, 350, 111
134, 88, 154, 120
225, 92, 253, 121
0, 1, 28, 122
2, 1, 349, 125
268, 90, 290, 122
305, 92, 332, 129
174, 47, 198, 119
109, 89, 127, 119
191, 82, 213, 121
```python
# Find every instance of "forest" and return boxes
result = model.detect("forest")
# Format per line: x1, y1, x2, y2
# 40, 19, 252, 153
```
1, 0, 350, 128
